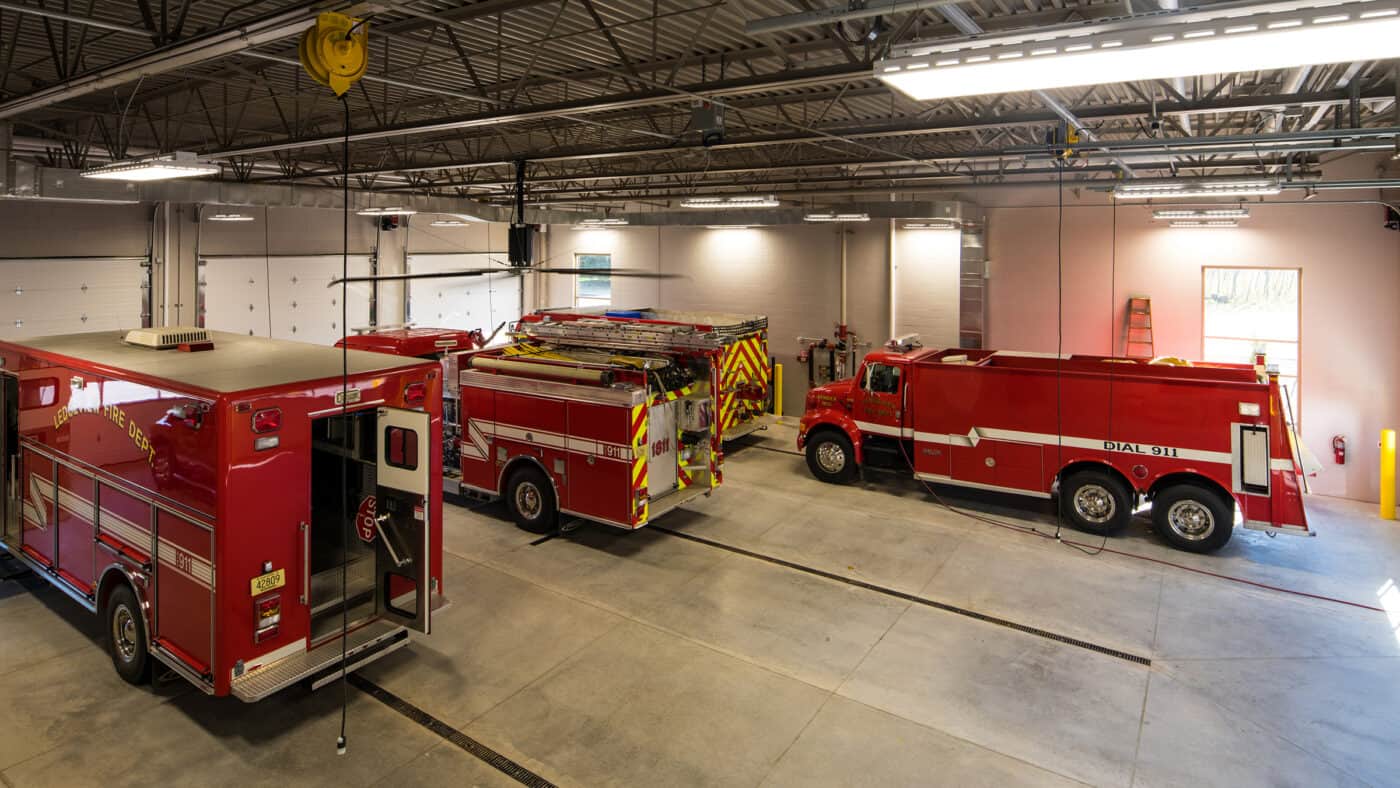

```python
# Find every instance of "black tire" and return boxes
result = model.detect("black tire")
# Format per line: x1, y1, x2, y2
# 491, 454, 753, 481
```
1060, 469, 1134, 535
105, 584, 151, 686
1152, 483, 1234, 553
805, 430, 858, 484
505, 465, 558, 534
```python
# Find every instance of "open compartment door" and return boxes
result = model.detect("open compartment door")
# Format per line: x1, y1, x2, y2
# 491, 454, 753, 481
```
375, 406, 432, 634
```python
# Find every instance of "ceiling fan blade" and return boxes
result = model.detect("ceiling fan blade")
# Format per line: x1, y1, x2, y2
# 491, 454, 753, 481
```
534, 267, 684, 279
328, 266, 682, 288
328, 268, 516, 288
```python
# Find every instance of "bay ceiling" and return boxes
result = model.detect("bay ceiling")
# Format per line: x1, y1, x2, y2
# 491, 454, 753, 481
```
2, 0, 1396, 208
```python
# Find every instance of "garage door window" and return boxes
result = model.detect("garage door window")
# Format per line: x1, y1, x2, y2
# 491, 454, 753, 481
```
575, 254, 611, 308
1202, 267, 1301, 418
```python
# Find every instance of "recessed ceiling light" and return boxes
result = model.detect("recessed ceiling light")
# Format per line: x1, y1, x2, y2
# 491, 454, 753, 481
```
573, 217, 630, 228
682, 195, 780, 209
1152, 207, 1250, 220
876, 0, 1400, 101
81, 151, 220, 182
805, 212, 871, 223
1115, 177, 1280, 200
1169, 219, 1240, 228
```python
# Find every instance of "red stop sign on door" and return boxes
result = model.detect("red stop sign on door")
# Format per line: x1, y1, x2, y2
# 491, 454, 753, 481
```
356, 495, 378, 543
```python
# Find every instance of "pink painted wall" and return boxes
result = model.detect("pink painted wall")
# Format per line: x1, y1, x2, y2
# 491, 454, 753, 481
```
987, 193, 1400, 503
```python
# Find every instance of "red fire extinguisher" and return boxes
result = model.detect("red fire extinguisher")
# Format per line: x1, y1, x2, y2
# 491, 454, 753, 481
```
1332, 435, 1346, 465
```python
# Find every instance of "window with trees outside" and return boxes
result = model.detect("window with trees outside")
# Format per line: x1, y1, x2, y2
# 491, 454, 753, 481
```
1202, 267, 1301, 420
575, 253, 612, 308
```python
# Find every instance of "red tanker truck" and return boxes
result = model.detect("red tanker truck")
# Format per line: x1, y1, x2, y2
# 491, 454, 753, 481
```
797, 344, 1310, 552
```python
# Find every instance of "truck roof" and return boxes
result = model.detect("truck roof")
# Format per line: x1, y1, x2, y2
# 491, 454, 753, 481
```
6, 330, 432, 395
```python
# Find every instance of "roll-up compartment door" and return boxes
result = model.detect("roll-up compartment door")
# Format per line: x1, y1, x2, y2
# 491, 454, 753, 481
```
1237, 425, 1270, 494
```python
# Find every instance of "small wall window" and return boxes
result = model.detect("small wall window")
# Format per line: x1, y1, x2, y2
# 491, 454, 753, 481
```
575, 253, 612, 308
385, 426, 420, 471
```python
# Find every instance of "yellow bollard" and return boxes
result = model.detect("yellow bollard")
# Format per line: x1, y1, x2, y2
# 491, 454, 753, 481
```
1382, 430, 1396, 520
773, 363, 784, 419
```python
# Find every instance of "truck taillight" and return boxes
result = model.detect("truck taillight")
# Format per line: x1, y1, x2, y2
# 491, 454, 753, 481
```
404, 381, 428, 406
254, 594, 281, 644
252, 408, 281, 433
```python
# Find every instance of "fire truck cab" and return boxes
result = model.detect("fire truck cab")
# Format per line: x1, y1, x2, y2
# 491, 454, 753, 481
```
798, 345, 1310, 553
0, 328, 444, 700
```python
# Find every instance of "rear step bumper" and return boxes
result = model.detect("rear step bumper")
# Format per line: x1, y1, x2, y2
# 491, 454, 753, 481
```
230, 620, 409, 702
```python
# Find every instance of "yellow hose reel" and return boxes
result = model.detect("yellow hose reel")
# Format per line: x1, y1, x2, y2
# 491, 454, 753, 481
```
298, 12, 368, 97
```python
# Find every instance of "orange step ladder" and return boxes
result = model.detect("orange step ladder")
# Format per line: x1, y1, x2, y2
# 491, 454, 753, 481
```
1125, 296, 1154, 358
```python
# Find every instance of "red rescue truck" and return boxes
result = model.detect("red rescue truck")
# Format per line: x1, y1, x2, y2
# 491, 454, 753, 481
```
0, 328, 444, 699
456, 316, 725, 532
523, 308, 772, 441
798, 345, 1310, 552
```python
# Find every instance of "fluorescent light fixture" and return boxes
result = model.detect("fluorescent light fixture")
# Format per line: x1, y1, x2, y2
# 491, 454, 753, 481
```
805, 211, 870, 223
1152, 207, 1250, 220
706, 225, 756, 230
875, 0, 1400, 101
573, 217, 630, 229
81, 151, 219, 182
682, 195, 779, 209
431, 219, 468, 227
1114, 177, 1281, 200
1169, 219, 1239, 228
902, 220, 959, 230
207, 213, 254, 222
356, 206, 418, 216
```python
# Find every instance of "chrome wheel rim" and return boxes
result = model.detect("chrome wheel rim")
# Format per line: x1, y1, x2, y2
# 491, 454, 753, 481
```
1072, 484, 1116, 524
1167, 499, 1215, 541
112, 605, 138, 663
515, 481, 543, 520
815, 441, 847, 474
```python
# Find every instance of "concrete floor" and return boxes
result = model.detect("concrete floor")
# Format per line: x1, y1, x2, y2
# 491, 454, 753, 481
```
2, 421, 1398, 787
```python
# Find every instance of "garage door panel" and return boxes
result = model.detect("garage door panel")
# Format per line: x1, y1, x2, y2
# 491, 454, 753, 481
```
201, 255, 372, 345
406, 254, 521, 340
0, 257, 147, 339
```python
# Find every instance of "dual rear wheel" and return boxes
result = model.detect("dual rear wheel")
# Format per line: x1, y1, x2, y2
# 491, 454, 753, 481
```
1059, 470, 1234, 553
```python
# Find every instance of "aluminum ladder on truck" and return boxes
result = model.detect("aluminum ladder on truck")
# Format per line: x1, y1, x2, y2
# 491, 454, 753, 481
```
1125, 296, 1154, 359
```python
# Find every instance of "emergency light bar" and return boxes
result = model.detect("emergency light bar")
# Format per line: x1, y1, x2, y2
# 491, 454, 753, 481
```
81, 151, 220, 182
1114, 177, 1281, 200
874, 0, 1400, 101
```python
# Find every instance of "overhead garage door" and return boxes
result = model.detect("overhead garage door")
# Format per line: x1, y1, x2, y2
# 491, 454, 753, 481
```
0, 256, 149, 340
406, 253, 522, 342
199, 255, 374, 346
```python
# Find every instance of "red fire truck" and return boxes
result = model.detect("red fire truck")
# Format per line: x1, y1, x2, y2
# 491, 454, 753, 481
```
524, 308, 772, 441
0, 327, 444, 700
456, 316, 725, 532
798, 345, 1310, 552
